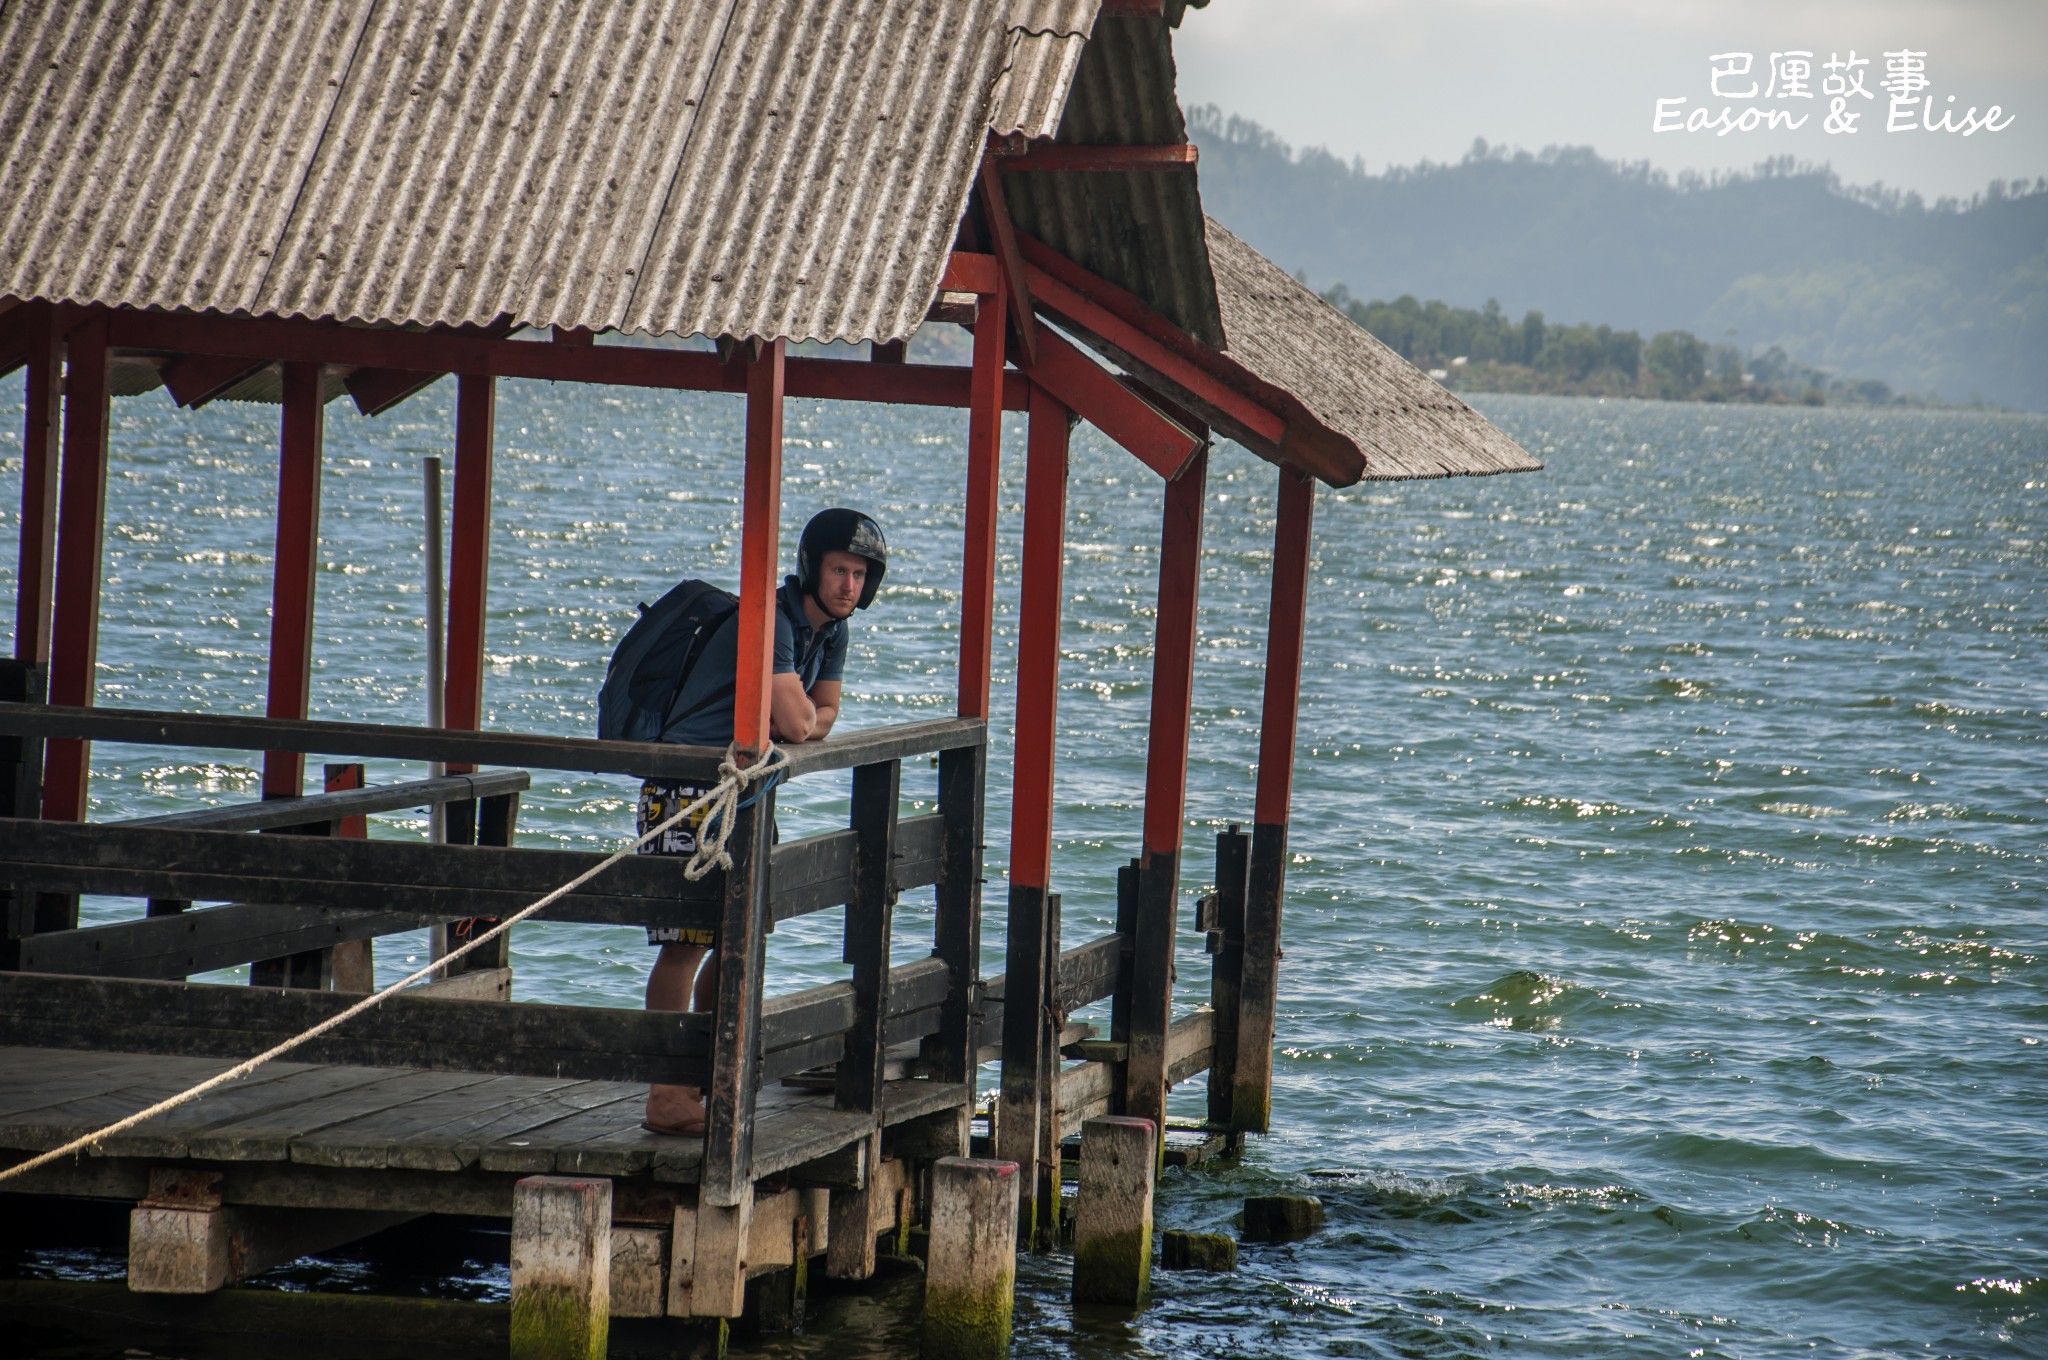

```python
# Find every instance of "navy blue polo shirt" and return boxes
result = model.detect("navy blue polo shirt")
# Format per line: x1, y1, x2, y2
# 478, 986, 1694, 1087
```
661, 576, 847, 747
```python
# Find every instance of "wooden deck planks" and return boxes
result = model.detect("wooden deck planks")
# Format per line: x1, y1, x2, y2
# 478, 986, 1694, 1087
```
295, 1074, 598, 1172
0, 1047, 972, 1197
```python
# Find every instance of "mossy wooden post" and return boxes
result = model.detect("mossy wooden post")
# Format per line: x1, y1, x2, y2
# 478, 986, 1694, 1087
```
1205, 825, 1250, 1135
1072, 1116, 1155, 1308
920, 1157, 1019, 1360
510, 1175, 611, 1360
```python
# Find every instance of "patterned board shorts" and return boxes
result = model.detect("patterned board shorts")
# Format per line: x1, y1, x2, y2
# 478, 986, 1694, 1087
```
637, 779, 716, 948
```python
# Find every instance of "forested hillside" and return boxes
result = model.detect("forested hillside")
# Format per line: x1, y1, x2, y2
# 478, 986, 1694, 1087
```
1189, 107, 2048, 410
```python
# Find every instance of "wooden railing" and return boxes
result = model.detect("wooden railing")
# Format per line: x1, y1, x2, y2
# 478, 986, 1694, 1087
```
0, 702, 989, 1206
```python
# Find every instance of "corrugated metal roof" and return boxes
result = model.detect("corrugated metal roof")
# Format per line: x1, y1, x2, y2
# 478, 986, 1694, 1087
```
0, 0, 1009, 345
1205, 219, 1541, 482
997, 13, 1224, 345
990, 0, 1094, 141
1007, 0, 1100, 36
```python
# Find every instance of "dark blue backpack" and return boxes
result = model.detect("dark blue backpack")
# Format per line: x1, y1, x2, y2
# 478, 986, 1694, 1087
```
597, 579, 739, 743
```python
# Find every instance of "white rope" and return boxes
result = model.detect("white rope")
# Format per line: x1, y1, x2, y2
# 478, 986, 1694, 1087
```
0, 742, 786, 1188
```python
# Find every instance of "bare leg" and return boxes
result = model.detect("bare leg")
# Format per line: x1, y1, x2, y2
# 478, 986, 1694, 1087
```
645, 941, 710, 1133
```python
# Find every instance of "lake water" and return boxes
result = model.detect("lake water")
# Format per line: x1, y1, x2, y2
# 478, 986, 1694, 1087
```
2, 376, 2043, 1359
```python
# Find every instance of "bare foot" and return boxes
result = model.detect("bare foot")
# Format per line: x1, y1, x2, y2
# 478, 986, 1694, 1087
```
645, 1083, 707, 1136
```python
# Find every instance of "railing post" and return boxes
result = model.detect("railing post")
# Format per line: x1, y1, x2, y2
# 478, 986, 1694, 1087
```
930, 741, 986, 1122
323, 764, 374, 993
700, 787, 773, 1207
838, 759, 901, 1114
1237, 467, 1315, 1134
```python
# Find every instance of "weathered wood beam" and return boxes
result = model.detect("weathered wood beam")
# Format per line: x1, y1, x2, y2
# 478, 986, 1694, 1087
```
117, 770, 532, 831
768, 811, 943, 924
0, 819, 720, 926
0, 971, 713, 1084
994, 143, 1198, 173
17, 900, 434, 980
0, 702, 981, 783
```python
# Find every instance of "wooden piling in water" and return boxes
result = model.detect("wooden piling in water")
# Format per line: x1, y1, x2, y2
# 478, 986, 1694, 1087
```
508, 1174, 611, 1360
920, 1157, 1019, 1360
1072, 1115, 1156, 1308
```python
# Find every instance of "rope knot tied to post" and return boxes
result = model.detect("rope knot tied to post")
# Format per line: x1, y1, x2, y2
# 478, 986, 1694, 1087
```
676, 741, 790, 881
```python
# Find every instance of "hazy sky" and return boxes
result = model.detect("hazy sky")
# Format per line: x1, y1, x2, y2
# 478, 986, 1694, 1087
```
1175, 0, 2048, 201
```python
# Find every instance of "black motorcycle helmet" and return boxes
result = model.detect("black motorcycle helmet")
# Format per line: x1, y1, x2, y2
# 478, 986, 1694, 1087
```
797, 508, 888, 610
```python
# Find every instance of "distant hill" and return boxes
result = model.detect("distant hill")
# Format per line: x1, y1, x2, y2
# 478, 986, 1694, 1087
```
1189, 107, 2048, 411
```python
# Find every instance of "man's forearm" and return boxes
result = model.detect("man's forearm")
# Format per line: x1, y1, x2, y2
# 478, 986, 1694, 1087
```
807, 700, 838, 738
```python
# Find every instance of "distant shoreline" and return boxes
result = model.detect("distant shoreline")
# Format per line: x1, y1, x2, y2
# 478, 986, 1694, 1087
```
1437, 362, 2008, 412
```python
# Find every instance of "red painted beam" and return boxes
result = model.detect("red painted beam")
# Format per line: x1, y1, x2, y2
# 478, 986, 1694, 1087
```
940, 252, 1001, 297
957, 285, 1007, 721
104, 311, 1029, 411
14, 302, 63, 666
1016, 240, 1288, 449
1140, 451, 1207, 859
735, 340, 785, 755
1254, 467, 1315, 826
994, 144, 1198, 173
1007, 384, 1072, 891
1027, 325, 1201, 480
160, 352, 271, 409
442, 375, 495, 774
976, 159, 1039, 366
40, 316, 113, 822
262, 362, 327, 797
344, 366, 441, 417
0, 305, 40, 379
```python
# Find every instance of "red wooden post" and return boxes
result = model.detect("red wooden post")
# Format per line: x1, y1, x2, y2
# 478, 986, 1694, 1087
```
996, 382, 1072, 1241
14, 302, 63, 668
702, 338, 786, 1206
1235, 466, 1315, 1132
442, 374, 495, 773
1007, 385, 1071, 892
262, 362, 326, 798
40, 314, 112, 824
1126, 447, 1208, 1140
957, 283, 1007, 719
734, 340, 785, 755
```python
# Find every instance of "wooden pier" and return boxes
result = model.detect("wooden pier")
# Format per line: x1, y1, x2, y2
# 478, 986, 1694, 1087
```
0, 2, 1536, 1352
